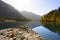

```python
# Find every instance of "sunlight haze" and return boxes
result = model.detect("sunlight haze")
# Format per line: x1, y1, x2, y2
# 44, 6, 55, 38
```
2, 0, 60, 16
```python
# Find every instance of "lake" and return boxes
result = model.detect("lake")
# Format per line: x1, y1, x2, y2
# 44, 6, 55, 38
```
0, 22, 60, 40
33, 22, 60, 40
0, 22, 40, 29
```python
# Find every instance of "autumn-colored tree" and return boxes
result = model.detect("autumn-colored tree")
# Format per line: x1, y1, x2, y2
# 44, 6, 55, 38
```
40, 7, 60, 23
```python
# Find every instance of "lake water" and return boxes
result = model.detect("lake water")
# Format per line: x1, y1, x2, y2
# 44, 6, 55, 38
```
0, 22, 40, 29
0, 22, 60, 40
33, 26, 60, 40
33, 22, 60, 40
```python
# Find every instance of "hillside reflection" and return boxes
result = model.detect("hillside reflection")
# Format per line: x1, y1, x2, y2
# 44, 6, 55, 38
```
41, 22, 60, 35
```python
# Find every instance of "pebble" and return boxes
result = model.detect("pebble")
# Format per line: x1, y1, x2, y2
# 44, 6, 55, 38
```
0, 26, 44, 40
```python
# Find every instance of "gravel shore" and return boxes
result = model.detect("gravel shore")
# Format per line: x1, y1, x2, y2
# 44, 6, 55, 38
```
0, 26, 45, 40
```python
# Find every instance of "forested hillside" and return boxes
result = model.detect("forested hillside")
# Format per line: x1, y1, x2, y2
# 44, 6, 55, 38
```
40, 7, 60, 23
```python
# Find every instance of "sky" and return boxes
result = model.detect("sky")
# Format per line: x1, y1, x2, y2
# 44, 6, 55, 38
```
2, 0, 60, 16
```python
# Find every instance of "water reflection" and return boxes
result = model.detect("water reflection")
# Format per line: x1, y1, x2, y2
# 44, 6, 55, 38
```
0, 22, 40, 30
33, 26, 60, 40
41, 22, 60, 35
0, 22, 27, 29
33, 22, 60, 40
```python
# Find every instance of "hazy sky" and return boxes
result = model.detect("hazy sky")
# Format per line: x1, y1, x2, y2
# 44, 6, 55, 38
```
2, 0, 60, 16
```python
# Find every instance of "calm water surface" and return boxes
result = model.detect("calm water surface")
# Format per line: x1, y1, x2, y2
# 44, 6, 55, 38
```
0, 22, 60, 40
33, 26, 60, 40
33, 22, 60, 40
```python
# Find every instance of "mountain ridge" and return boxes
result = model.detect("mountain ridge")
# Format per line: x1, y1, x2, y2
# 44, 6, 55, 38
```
0, 0, 29, 21
21, 11, 40, 21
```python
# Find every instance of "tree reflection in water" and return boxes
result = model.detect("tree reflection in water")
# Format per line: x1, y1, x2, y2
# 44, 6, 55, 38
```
41, 22, 60, 35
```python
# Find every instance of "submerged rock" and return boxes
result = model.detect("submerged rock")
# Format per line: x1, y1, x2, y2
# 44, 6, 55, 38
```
0, 26, 44, 40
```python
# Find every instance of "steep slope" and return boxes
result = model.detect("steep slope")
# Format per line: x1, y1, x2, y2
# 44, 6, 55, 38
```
0, 0, 29, 21
21, 11, 40, 21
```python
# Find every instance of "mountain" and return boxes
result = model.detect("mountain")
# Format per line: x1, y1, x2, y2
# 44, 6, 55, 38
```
21, 11, 40, 21
0, 0, 29, 21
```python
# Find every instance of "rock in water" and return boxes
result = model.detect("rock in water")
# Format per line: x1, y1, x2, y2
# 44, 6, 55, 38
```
0, 26, 44, 40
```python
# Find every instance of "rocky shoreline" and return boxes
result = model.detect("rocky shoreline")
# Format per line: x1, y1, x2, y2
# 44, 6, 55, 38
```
0, 26, 45, 40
